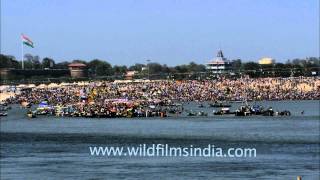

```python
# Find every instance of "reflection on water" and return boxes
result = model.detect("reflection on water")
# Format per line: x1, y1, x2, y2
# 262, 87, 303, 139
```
0, 101, 319, 179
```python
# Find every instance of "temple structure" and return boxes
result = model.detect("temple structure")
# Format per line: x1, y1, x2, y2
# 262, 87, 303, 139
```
206, 50, 231, 74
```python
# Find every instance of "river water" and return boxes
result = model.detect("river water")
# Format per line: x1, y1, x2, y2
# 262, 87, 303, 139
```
0, 101, 319, 179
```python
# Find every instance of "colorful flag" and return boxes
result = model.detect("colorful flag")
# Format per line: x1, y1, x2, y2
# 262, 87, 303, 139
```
21, 34, 34, 48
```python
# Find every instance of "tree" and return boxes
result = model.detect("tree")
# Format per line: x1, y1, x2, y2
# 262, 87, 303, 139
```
0, 54, 19, 69
187, 62, 206, 72
148, 63, 163, 74
113, 65, 127, 75
42, 57, 55, 69
242, 62, 261, 77
88, 59, 112, 76
129, 63, 146, 71
274, 63, 290, 77
32, 56, 41, 69
55, 61, 69, 69
231, 59, 242, 72
72, 59, 87, 64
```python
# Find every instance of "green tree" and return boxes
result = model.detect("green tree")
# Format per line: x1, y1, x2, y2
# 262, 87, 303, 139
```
129, 63, 146, 71
187, 62, 206, 72
242, 62, 261, 77
148, 63, 163, 74
42, 57, 55, 69
231, 59, 242, 73
88, 59, 112, 76
0, 54, 19, 68
55, 61, 69, 69
113, 65, 128, 75
274, 63, 290, 77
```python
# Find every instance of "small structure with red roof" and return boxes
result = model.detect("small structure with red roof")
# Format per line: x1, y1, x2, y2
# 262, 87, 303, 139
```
68, 63, 87, 78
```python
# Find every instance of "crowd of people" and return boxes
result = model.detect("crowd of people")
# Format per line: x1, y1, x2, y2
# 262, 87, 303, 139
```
2, 76, 319, 118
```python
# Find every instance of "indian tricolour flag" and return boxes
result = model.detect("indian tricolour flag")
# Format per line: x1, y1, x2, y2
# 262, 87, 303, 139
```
21, 34, 34, 48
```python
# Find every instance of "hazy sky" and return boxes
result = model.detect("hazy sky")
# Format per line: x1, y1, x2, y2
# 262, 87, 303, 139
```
1, 0, 319, 65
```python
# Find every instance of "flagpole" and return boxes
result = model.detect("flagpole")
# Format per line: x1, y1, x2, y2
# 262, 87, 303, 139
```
21, 34, 24, 70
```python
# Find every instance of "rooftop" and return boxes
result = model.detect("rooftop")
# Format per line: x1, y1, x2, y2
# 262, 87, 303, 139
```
68, 63, 87, 67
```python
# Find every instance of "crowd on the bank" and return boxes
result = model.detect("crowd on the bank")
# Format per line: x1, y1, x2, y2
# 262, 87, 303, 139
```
6, 77, 320, 103
1, 77, 319, 117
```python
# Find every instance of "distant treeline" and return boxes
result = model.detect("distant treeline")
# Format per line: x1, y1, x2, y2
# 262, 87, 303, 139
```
1, 53, 319, 79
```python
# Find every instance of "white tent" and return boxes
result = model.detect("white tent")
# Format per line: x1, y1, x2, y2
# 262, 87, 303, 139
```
37, 84, 47, 89
48, 83, 59, 88
60, 82, 71, 86
27, 84, 36, 88
17, 84, 27, 88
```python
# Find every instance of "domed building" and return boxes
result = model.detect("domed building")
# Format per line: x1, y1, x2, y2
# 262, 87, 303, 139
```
206, 50, 231, 74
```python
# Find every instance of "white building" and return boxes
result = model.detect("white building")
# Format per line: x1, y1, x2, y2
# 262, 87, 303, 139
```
206, 50, 231, 74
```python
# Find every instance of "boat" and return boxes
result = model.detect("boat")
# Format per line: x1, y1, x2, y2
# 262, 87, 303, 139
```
262, 107, 274, 116
250, 105, 264, 115
27, 111, 36, 118
187, 110, 197, 116
209, 101, 231, 108
213, 107, 235, 115
0, 112, 8, 116
167, 103, 183, 114
0, 106, 11, 111
278, 110, 291, 116
197, 111, 208, 116
0, 102, 8, 106
235, 105, 252, 116
36, 101, 54, 115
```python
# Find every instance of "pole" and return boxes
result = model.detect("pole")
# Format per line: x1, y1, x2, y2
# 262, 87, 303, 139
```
147, 59, 150, 80
21, 36, 24, 70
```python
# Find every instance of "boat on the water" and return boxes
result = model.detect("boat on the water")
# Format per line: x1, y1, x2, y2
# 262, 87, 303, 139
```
250, 105, 264, 115
27, 110, 36, 118
262, 107, 275, 116
197, 111, 208, 116
213, 107, 235, 115
209, 101, 231, 108
235, 105, 252, 116
0, 112, 8, 116
187, 110, 197, 116
278, 110, 291, 116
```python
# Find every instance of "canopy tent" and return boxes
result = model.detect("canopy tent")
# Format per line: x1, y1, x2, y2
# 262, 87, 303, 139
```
60, 82, 71, 86
77, 81, 90, 86
27, 84, 36, 88
37, 84, 47, 89
0, 85, 10, 91
17, 84, 27, 88
48, 83, 59, 88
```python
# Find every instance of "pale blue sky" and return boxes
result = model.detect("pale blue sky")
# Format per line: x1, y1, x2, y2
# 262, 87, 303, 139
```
1, 0, 319, 65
